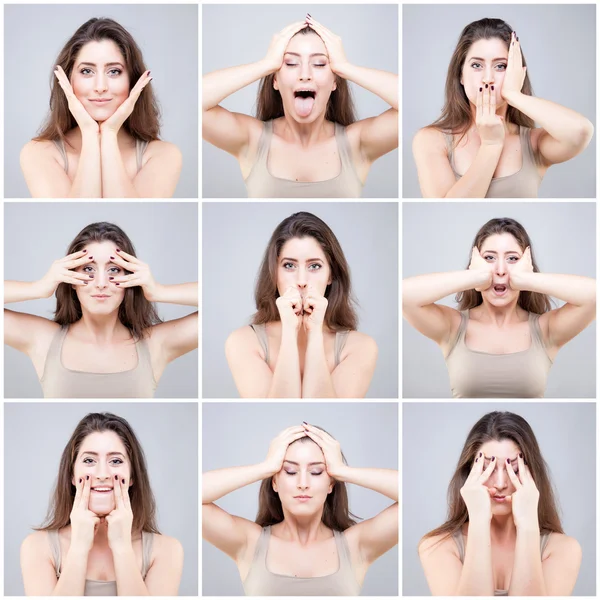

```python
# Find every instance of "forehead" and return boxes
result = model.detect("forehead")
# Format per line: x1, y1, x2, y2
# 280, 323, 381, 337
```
284, 439, 325, 463
75, 39, 125, 64
81, 240, 119, 261
478, 438, 520, 460
480, 233, 521, 252
286, 32, 328, 56
279, 236, 327, 261
77, 431, 127, 456
466, 37, 508, 60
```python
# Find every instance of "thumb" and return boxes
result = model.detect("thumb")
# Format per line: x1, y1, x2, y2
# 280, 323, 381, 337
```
487, 486, 497, 497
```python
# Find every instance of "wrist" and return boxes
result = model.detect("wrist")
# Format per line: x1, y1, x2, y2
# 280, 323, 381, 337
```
260, 460, 281, 478
329, 463, 350, 481
145, 282, 162, 302
331, 60, 351, 78
259, 58, 279, 76
502, 89, 522, 105
307, 327, 324, 341
510, 271, 534, 291
110, 540, 134, 557
34, 279, 52, 299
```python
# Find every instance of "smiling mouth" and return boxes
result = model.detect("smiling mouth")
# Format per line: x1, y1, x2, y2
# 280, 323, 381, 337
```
91, 487, 113, 493
294, 495, 312, 499
89, 99, 112, 103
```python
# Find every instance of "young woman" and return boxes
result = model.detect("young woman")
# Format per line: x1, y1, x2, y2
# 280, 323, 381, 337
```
418, 411, 582, 595
203, 14, 398, 197
20, 412, 183, 595
5, 222, 197, 398
203, 423, 398, 595
20, 18, 182, 198
412, 18, 594, 198
225, 212, 378, 398
402, 218, 596, 397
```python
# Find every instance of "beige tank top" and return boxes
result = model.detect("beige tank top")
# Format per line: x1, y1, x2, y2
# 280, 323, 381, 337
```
48, 529, 154, 596
445, 311, 552, 398
452, 529, 551, 596
243, 525, 361, 596
250, 324, 349, 367
445, 126, 543, 198
40, 325, 157, 398
244, 120, 363, 198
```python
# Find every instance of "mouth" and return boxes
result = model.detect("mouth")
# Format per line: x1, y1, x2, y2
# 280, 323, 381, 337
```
92, 295, 110, 299
493, 495, 507, 502
294, 495, 312, 501
294, 89, 317, 118
492, 284, 508, 296
89, 98, 112, 103
91, 487, 113, 494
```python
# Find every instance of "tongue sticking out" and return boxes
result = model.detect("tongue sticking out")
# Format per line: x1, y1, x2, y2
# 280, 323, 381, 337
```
295, 95, 315, 118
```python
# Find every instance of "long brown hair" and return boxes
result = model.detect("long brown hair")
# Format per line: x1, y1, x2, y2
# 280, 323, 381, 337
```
428, 18, 534, 145
35, 17, 160, 145
256, 26, 357, 125
252, 212, 358, 331
456, 217, 551, 314
256, 426, 359, 531
422, 411, 563, 544
54, 222, 162, 339
37, 412, 160, 535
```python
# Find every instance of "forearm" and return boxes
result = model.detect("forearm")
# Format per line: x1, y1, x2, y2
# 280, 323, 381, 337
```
68, 131, 101, 198
51, 546, 88, 595
203, 462, 273, 503
333, 465, 398, 501
113, 545, 149, 596
456, 521, 495, 596
267, 330, 302, 398
4, 280, 46, 304
100, 132, 139, 198
301, 330, 336, 398
508, 528, 546, 596
148, 282, 198, 306
512, 272, 596, 306
334, 62, 398, 110
445, 143, 503, 198
403, 270, 488, 308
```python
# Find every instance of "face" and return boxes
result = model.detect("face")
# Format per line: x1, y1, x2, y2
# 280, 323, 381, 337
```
461, 37, 509, 109
272, 439, 333, 515
72, 431, 132, 516
479, 233, 523, 306
276, 236, 332, 299
274, 32, 337, 122
73, 241, 126, 314
70, 40, 131, 123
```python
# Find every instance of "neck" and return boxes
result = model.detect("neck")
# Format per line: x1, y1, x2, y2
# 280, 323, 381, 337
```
280, 112, 331, 147
72, 311, 129, 343
475, 300, 523, 326
489, 513, 517, 543
278, 510, 328, 544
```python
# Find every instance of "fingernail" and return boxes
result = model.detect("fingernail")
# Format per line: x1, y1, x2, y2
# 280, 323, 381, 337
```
122, 479, 125, 484
116, 248, 121, 252
79, 478, 82, 483
83, 281, 88, 285
519, 453, 523, 458
491, 456, 495, 461
479, 87, 482, 92
516, 36, 519, 42
302, 421, 308, 424
109, 277, 114, 280
115, 475, 118, 480
82, 249, 87, 253
110, 256, 115, 260
148, 71, 151, 76
89, 275, 94, 278
506, 458, 510, 464
491, 85, 494, 91
475, 458, 478, 462
86, 475, 89, 480
115, 283, 120, 286
479, 452, 482, 457
485, 84, 488, 89
88, 256, 93, 260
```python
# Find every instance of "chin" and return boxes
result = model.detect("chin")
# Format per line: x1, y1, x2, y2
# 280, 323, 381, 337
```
89, 501, 115, 516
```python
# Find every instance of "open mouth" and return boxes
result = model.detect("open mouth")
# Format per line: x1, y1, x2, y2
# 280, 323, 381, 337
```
91, 487, 113, 494
294, 89, 317, 117
493, 284, 508, 295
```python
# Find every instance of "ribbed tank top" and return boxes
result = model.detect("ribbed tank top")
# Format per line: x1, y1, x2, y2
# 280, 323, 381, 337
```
243, 525, 361, 596
445, 311, 552, 398
250, 324, 349, 368
244, 120, 363, 198
444, 126, 543, 198
451, 529, 551, 596
40, 326, 157, 398
48, 529, 154, 596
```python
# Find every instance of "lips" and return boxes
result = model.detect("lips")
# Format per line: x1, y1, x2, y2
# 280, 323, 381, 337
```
294, 89, 317, 118
492, 283, 508, 296
493, 495, 507, 502
89, 98, 112, 103
91, 487, 113, 493
92, 295, 110, 299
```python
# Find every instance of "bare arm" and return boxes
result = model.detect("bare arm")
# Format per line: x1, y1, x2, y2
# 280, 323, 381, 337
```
301, 330, 336, 398
142, 536, 184, 595
100, 132, 139, 198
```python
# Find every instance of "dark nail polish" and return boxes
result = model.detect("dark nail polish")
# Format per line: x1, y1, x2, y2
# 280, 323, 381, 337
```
89, 275, 94, 278
485, 84, 488, 88
116, 248, 121, 252
519, 453, 523, 458
82, 249, 87, 253
110, 256, 115, 260
148, 71, 151, 76
109, 277, 114, 280
122, 479, 125, 484
479, 87, 482, 92
115, 283, 120, 286
115, 474, 118, 479
491, 456, 495, 461
88, 256, 93, 260
506, 458, 510, 464
79, 478, 82, 483
83, 282, 88, 285
479, 452, 482, 457
86, 475, 89, 480
475, 458, 479, 462
516, 36, 519, 42
491, 85, 494, 91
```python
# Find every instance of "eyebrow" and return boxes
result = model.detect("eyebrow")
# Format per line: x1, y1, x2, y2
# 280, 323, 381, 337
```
284, 52, 328, 58
283, 460, 326, 466
81, 451, 125, 457
480, 250, 520, 254
469, 57, 507, 62
77, 61, 124, 68
281, 257, 324, 263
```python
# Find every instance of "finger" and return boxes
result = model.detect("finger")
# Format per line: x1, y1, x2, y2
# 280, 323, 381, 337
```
73, 476, 84, 508
109, 253, 140, 272
111, 279, 142, 289
114, 248, 139, 263
483, 85, 490, 116
517, 453, 529, 483
63, 255, 94, 269
476, 85, 483, 116
478, 455, 497, 483
466, 451, 484, 482
302, 429, 324, 449
82, 475, 92, 510
121, 477, 132, 508
113, 475, 124, 508
62, 249, 89, 261
63, 276, 89, 286
109, 273, 139, 283
490, 84, 497, 113
65, 271, 94, 281
505, 459, 522, 489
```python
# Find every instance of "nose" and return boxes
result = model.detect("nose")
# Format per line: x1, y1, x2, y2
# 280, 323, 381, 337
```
94, 270, 108, 289
298, 61, 313, 82
490, 464, 508, 491
296, 267, 308, 290
94, 73, 109, 94
494, 259, 506, 277
94, 461, 111, 482
297, 470, 309, 490
482, 65, 495, 86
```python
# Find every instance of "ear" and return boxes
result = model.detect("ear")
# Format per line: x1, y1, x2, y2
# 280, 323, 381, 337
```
271, 476, 278, 493
328, 480, 334, 494
273, 76, 279, 92
332, 78, 337, 92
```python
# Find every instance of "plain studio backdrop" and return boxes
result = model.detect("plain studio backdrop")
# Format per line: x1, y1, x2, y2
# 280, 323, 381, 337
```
4, 202, 198, 398
402, 4, 596, 198
4, 402, 198, 596
402, 402, 596, 596
202, 4, 398, 198
5, 4, 198, 198
202, 202, 399, 398
402, 202, 596, 398
202, 402, 399, 596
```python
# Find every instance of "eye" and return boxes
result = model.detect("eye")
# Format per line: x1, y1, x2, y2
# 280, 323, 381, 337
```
483, 255, 495, 261
285, 63, 298, 67
109, 267, 122, 273
108, 69, 122, 76
80, 68, 93, 75
313, 64, 326, 68
470, 62, 482, 69
82, 457, 95, 464
496, 64, 507, 71
507, 256, 519, 262
110, 458, 124, 465
283, 262, 296, 270
308, 263, 322, 270
82, 266, 95, 272
285, 471, 297, 476
310, 471, 323, 476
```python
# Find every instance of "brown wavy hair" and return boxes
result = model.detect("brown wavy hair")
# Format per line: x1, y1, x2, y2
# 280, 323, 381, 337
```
422, 411, 563, 545
34, 17, 160, 145
37, 412, 160, 535
256, 26, 356, 125
456, 217, 551, 314
427, 18, 534, 146
54, 222, 162, 339
256, 426, 359, 531
252, 212, 358, 331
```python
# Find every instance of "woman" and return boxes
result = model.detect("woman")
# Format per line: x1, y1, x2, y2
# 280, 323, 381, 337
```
402, 217, 596, 397
203, 14, 398, 197
20, 412, 183, 595
418, 411, 582, 595
4, 222, 198, 398
20, 18, 182, 198
203, 423, 398, 595
225, 212, 378, 398
412, 18, 594, 198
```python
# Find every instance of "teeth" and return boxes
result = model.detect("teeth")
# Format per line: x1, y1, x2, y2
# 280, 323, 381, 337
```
93, 487, 112, 491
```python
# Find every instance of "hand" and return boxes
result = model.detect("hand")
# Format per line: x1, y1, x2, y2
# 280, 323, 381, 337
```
508, 246, 534, 291
38, 249, 95, 298
505, 454, 540, 530
501, 32, 527, 102
54, 66, 100, 134
107, 248, 158, 301
100, 71, 153, 135
276, 286, 303, 334
468, 246, 493, 292
264, 425, 307, 475
460, 453, 498, 524
264, 21, 309, 73
302, 285, 328, 334
106, 475, 134, 552
301, 422, 345, 479
476, 84, 505, 146
305, 15, 349, 75
69, 475, 101, 553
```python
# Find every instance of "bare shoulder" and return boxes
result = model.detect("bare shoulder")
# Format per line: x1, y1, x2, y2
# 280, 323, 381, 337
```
225, 325, 261, 354
152, 532, 184, 558
21, 530, 51, 559
413, 127, 447, 154
20, 139, 61, 166
344, 331, 378, 356
544, 532, 582, 559
418, 532, 457, 558
146, 140, 182, 163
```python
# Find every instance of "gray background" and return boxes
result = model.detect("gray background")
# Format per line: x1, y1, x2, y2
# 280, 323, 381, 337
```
403, 402, 596, 596
5, 4, 198, 198
4, 202, 198, 398
202, 4, 398, 198
202, 402, 398, 596
202, 202, 398, 398
402, 202, 596, 398
402, 4, 596, 198
4, 402, 198, 596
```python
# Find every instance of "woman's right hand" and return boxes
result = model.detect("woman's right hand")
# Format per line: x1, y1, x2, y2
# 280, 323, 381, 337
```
263, 425, 307, 475
37, 249, 94, 298
54, 65, 100, 134
69, 475, 101, 553
475, 85, 505, 146
276, 286, 303, 334
264, 21, 309, 72
460, 452, 497, 524
468, 247, 493, 292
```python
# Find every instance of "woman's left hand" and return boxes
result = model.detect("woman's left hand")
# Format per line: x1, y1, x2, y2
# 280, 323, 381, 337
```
305, 15, 349, 75
100, 71, 152, 134
302, 285, 328, 333
106, 476, 134, 552
302, 423, 346, 479
501, 32, 527, 102
505, 454, 540, 530
108, 248, 159, 301
508, 246, 534, 291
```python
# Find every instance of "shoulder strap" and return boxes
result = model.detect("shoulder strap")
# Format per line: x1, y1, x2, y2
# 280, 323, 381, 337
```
334, 529, 353, 569
520, 125, 543, 169
136, 139, 150, 173
334, 330, 350, 367
253, 526, 270, 565
141, 531, 154, 578
334, 123, 354, 169
47, 530, 62, 577
529, 312, 546, 347
250, 324, 269, 364
451, 530, 465, 563
253, 121, 273, 167
52, 138, 69, 173
136, 335, 158, 389
40, 326, 68, 384
540, 532, 551, 555
445, 311, 468, 358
